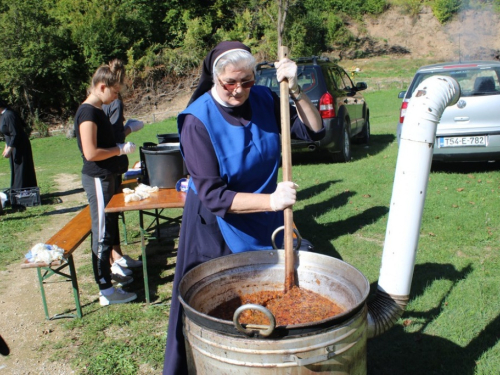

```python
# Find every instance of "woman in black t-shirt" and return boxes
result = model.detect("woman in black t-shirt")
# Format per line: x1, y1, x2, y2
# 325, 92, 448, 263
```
74, 59, 137, 306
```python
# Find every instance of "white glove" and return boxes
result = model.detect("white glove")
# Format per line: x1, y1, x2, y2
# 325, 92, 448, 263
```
270, 181, 297, 211
275, 58, 298, 92
125, 119, 144, 133
117, 142, 136, 155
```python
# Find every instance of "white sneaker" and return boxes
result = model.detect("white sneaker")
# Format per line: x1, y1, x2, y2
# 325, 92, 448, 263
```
99, 288, 137, 306
115, 255, 142, 268
111, 273, 134, 286
111, 262, 133, 276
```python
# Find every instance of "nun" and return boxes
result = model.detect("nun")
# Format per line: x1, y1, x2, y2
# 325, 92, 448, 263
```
0, 99, 37, 195
163, 41, 324, 374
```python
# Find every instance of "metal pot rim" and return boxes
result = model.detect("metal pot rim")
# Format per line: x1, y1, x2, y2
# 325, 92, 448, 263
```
179, 250, 370, 338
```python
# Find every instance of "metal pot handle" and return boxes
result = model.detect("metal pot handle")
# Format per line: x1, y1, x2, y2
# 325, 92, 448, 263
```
233, 304, 276, 337
271, 225, 302, 250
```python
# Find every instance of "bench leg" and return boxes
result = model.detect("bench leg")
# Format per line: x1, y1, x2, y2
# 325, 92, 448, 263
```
139, 210, 150, 304
67, 255, 83, 319
35, 259, 83, 320
36, 267, 51, 320
119, 211, 128, 245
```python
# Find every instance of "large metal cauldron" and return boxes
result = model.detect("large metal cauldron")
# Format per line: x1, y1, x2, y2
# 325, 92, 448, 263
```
179, 250, 370, 374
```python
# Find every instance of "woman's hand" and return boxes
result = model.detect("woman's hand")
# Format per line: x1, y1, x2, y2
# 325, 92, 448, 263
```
117, 142, 137, 155
276, 58, 323, 133
270, 181, 297, 211
2, 146, 11, 158
125, 119, 144, 133
275, 58, 298, 92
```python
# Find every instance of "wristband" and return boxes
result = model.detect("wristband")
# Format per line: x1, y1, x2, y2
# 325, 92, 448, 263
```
290, 85, 303, 102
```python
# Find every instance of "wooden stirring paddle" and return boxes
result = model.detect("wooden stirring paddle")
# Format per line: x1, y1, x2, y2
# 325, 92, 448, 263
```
278, 46, 296, 293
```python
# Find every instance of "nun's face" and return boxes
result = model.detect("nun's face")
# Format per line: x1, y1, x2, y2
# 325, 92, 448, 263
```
215, 64, 255, 106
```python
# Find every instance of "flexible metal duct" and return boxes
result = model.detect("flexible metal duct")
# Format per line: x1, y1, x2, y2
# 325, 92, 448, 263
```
367, 76, 461, 338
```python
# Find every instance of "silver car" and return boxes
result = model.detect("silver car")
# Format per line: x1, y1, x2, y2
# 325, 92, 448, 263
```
397, 61, 500, 162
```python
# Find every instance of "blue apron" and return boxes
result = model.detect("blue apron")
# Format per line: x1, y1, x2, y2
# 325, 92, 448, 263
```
178, 86, 284, 253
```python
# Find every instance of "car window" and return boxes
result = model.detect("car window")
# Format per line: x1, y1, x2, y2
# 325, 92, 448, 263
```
328, 68, 342, 90
338, 68, 354, 91
256, 66, 319, 94
407, 67, 500, 98
255, 69, 280, 94
297, 67, 317, 93
329, 67, 353, 92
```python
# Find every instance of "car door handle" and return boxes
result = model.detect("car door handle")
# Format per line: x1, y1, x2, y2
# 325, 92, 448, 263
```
454, 117, 470, 122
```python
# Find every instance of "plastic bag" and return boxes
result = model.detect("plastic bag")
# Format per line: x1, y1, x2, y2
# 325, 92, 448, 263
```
25, 243, 65, 263
122, 183, 158, 202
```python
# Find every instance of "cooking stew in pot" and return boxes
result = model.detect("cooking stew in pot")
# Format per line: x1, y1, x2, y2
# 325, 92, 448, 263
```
208, 286, 344, 326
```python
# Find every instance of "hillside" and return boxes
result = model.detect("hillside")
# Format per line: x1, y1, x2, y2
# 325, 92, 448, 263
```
354, 6, 500, 61
123, 6, 500, 124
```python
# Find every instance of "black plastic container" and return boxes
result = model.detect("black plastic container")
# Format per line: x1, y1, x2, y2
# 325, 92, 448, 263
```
157, 133, 179, 144
141, 145, 184, 188
9, 187, 41, 207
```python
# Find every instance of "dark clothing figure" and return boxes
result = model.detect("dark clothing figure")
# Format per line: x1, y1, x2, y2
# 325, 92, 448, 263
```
103, 99, 129, 174
163, 41, 324, 375
0, 108, 37, 189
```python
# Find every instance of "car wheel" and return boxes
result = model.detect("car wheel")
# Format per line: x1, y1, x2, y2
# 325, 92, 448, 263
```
356, 117, 370, 144
332, 123, 351, 162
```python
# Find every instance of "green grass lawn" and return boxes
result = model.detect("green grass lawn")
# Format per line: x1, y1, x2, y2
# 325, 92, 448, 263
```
1, 82, 500, 374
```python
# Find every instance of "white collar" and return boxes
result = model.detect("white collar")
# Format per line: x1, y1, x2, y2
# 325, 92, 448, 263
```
211, 86, 236, 108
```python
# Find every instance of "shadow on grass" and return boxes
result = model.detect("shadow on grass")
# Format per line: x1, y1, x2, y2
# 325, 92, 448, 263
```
431, 160, 500, 174
40, 187, 85, 206
290, 133, 396, 166
43, 187, 85, 199
368, 262, 499, 374
351, 133, 397, 161
42, 204, 88, 216
0, 204, 88, 222
295, 181, 389, 260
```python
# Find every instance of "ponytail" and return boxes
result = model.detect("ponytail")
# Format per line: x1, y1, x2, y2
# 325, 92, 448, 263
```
91, 59, 125, 89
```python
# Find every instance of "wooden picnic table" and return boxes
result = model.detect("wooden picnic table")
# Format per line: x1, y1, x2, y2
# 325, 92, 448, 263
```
105, 183, 186, 304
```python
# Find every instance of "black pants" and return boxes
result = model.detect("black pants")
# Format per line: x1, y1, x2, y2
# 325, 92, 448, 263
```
82, 173, 119, 290
10, 142, 37, 190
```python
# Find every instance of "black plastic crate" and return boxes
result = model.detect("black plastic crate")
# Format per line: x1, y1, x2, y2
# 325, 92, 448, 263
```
10, 187, 41, 207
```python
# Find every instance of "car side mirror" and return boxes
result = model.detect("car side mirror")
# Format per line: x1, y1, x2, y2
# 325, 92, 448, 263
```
355, 82, 367, 91
398, 91, 406, 99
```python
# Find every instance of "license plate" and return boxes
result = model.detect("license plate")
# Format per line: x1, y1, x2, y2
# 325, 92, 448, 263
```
438, 136, 487, 147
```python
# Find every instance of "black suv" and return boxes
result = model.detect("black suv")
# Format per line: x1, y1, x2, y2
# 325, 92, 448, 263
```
255, 57, 370, 162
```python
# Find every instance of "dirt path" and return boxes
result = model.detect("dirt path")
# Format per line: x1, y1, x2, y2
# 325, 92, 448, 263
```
0, 173, 88, 375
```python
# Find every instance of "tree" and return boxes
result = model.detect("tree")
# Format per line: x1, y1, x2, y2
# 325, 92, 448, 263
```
0, 0, 83, 125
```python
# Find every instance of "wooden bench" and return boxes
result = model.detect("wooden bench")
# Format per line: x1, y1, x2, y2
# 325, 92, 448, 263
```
21, 206, 92, 320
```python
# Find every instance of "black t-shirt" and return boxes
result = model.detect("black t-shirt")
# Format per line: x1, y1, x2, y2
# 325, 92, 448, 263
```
74, 103, 120, 177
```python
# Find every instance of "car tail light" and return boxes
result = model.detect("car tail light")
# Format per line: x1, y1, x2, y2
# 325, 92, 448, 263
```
319, 92, 335, 118
399, 101, 408, 124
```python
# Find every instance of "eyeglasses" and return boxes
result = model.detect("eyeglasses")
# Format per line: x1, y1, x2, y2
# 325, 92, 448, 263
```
217, 77, 255, 91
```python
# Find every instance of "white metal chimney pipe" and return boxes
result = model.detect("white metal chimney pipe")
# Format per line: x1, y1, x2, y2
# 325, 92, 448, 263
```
367, 76, 460, 338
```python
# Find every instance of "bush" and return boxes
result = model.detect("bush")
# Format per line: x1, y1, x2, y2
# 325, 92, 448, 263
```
432, 0, 462, 23
390, 0, 425, 17
363, 0, 389, 14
